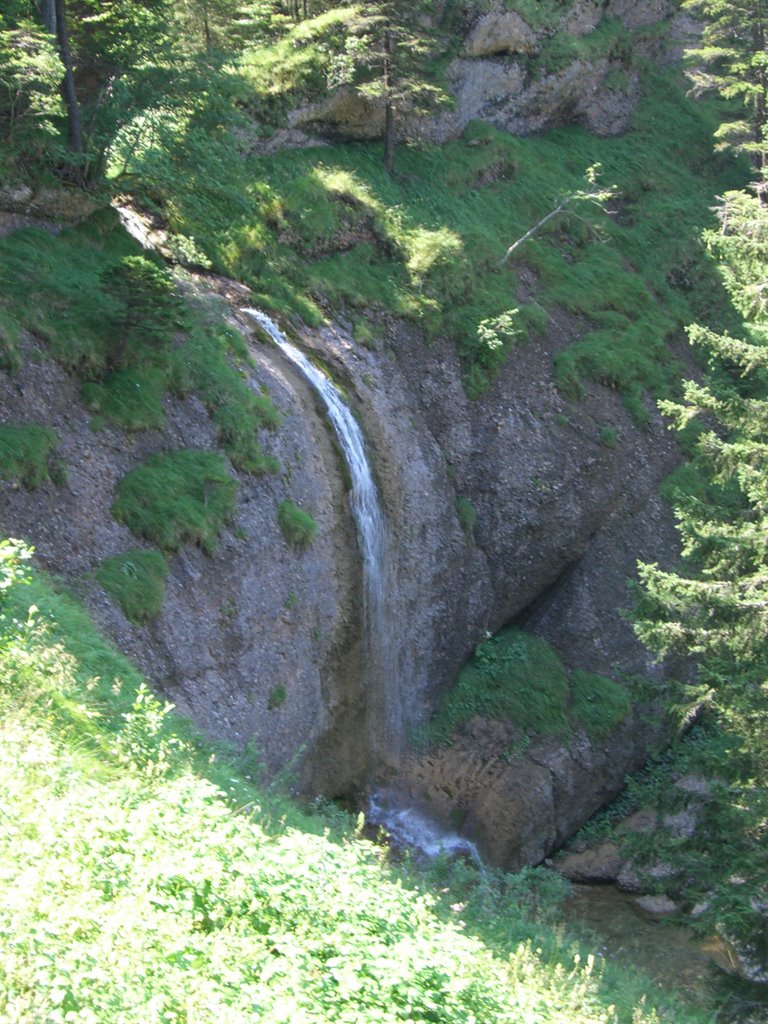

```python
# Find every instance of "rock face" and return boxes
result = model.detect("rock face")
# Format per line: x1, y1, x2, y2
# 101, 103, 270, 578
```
463, 12, 538, 57
290, 0, 674, 144
0, 274, 684, 859
0, 299, 367, 796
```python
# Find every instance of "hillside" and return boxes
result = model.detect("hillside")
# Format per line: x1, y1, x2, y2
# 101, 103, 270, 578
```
0, 0, 765, 1016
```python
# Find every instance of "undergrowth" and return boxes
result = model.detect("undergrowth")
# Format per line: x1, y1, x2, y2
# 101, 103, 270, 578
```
0, 538, 715, 1023
96, 549, 168, 624
113, 450, 237, 554
425, 627, 632, 747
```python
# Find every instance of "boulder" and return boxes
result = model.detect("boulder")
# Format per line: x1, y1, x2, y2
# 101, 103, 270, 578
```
464, 12, 538, 58
635, 894, 679, 917
557, 841, 624, 883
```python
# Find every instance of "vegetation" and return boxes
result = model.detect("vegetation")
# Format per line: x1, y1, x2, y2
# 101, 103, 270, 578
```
424, 628, 631, 747
278, 498, 318, 547
683, 0, 768, 172
96, 548, 168, 624
456, 495, 476, 539
630, 183, 768, 968
0, 540, 715, 1023
0, 423, 62, 488
0, 217, 280, 464
113, 450, 237, 555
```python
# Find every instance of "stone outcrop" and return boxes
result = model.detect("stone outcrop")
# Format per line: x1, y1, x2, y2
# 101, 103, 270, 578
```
289, 0, 673, 145
463, 11, 538, 57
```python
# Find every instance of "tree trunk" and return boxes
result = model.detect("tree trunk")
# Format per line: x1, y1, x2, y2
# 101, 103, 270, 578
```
54, 0, 84, 155
383, 27, 395, 176
39, 0, 57, 34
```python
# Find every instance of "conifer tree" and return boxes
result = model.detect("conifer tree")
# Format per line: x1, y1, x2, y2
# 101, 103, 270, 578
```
684, 0, 768, 174
633, 188, 768, 967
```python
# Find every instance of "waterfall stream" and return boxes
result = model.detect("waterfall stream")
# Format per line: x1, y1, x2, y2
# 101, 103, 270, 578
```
243, 309, 398, 760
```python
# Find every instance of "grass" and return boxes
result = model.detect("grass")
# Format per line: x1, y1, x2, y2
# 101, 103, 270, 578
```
96, 549, 169, 624
570, 670, 632, 739
456, 495, 476, 539
0, 540, 717, 1024
278, 498, 318, 547
119, 63, 746, 405
0, 215, 280, 472
425, 628, 632, 747
113, 450, 237, 555
0, 423, 63, 488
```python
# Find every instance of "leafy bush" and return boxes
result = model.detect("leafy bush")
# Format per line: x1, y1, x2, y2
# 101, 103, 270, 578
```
113, 450, 237, 554
0, 423, 63, 488
278, 499, 318, 547
97, 549, 168, 624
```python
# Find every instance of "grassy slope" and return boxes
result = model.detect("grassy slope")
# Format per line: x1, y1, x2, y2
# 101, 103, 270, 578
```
124, 66, 746, 411
0, 546, 715, 1023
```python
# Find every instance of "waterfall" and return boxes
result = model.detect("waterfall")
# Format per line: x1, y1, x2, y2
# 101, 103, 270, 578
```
243, 309, 398, 762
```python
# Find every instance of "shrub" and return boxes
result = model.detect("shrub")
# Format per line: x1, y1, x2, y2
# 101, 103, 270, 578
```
113, 450, 237, 554
0, 423, 63, 488
97, 549, 168, 624
278, 499, 317, 547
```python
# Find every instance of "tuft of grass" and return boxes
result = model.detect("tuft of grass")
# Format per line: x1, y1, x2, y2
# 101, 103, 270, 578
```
427, 628, 571, 745
278, 499, 318, 547
113, 450, 237, 555
599, 425, 618, 448
268, 683, 287, 710
427, 628, 633, 749
570, 670, 631, 739
82, 367, 168, 431
456, 495, 477, 539
0, 424, 63, 488
96, 549, 168, 624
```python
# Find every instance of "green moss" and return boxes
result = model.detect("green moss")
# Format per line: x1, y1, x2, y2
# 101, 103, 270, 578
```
570, 670, 631, 739
0, 424, 63, 488
113, 450, 237, 554
278, 499, 318, 547
96, 549, 168, 624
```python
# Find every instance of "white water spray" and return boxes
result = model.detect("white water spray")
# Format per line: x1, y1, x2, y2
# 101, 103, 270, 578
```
243, 309, 398, 758
367, 791, 483, 866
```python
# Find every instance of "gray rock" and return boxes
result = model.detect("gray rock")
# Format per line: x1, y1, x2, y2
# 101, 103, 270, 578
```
635, 894, 679, 917
464, 12, 538, 58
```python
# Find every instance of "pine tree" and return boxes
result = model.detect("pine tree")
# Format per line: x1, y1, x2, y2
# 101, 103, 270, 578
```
684, 0, 768, 175
633, 188, 768, 968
